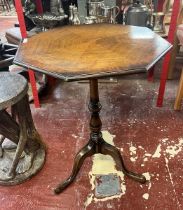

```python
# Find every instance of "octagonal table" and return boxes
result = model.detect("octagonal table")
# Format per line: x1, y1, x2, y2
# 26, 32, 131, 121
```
14, 24, 172, 194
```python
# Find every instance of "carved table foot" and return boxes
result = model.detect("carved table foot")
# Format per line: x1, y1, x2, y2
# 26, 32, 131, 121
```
54, 140, 95, 194
101, 140, 146, 184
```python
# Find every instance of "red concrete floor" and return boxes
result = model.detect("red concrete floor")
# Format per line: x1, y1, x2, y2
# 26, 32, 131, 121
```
1, 17, 183, 210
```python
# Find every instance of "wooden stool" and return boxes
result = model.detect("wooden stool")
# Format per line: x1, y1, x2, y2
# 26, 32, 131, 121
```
174, 24, 183, 110
0, 72, 45, 185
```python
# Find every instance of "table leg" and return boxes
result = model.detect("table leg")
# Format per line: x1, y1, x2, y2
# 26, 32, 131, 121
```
101, 141, 146, 183
54, 79, 146, 194
54, 141, 96, 194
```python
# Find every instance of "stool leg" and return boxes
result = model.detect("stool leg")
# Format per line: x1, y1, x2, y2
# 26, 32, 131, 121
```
8, 127, 27, 177
8, 94, 41, 177
11, 105, 17, 121
8, 96, 29, 177
0, 110, 20, 145
0, 106, 17, 158
20, 94, 43, 152
174, 69, 183, 110
0, 135, 5, 158
0, 107, 18, 161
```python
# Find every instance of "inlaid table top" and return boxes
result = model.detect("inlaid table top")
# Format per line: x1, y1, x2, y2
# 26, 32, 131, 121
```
14, 24, 172, 81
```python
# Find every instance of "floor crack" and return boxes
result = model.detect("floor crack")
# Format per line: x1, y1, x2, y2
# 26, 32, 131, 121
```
165, 157, 182, 210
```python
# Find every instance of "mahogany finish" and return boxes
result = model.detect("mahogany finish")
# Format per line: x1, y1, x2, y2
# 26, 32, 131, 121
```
13, 24, 172, 194
14, 24, 172, 81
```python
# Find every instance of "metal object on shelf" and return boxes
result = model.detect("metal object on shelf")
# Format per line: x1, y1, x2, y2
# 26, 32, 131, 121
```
28, 12, 68, 30
78, 0, 117, 24
125, 1, 150, 27
87, 0, 105, 17
68, 5, 81, 25
152, 12, 165, 34
100, 5, 120, 23
72, 6, 81, 25
26, 0, 68, 30
84, 0, 120, 24
84, 16, 98, 24
69, 4, 75, 24
50, 0, 65, 15
78, 0, 88, 23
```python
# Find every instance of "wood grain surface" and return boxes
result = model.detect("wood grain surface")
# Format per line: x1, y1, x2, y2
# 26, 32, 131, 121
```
14, 24, 172, 81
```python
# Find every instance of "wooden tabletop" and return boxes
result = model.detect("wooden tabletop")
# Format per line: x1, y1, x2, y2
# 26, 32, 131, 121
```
14, 24, 172, 81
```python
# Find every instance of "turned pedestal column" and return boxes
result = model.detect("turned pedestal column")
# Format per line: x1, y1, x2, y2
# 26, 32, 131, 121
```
54, 79, 146, 194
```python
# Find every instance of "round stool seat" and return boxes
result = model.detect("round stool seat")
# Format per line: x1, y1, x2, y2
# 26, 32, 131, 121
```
0, 72, 28, 110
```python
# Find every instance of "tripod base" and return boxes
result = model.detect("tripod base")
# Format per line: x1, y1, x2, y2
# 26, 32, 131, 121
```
54, 79, 146, 194
54, 135, 146, 194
